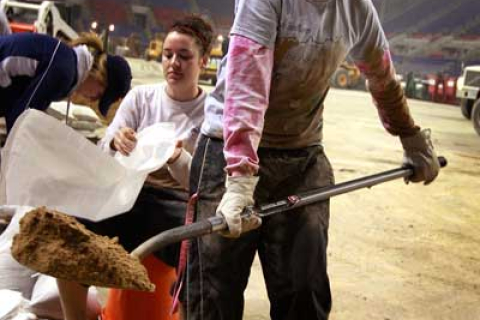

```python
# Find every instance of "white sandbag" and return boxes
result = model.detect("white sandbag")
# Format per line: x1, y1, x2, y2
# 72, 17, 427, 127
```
28, 275, 101, 320
0, 109, 175, 221
46, 101, 99, 122
71, 105, 100, 123
0, 206, 100, 320
0, 206, 36, 299
45, 103, 75, 122
0, 290, 33, 320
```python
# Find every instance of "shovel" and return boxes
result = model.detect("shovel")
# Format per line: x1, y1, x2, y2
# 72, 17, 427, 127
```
12, 156, 447, 290
132, 156, 448, 260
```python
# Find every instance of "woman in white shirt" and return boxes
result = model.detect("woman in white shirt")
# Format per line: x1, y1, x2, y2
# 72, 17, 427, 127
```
57, 15, 214, 320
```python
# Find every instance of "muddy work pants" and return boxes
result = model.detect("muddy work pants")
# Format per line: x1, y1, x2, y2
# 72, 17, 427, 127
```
181, 134, 334, 320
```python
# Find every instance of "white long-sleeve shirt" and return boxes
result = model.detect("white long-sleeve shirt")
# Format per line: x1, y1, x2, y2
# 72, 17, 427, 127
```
100, 83, 205, 190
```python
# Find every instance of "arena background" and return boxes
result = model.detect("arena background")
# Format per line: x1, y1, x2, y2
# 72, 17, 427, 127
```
56, 0, 480, 73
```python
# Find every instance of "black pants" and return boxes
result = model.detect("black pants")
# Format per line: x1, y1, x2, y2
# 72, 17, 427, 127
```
79, 185, 188, 267
182, 135, 334, 320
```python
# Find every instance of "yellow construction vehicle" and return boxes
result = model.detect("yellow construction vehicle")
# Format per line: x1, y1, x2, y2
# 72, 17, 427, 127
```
331, 60, 362, 89
200, 45, 223, 85
144, 38, 163, 61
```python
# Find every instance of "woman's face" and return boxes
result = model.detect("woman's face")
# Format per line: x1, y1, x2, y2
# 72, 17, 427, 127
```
75, 75, 106, 102
162, 31, 207, 88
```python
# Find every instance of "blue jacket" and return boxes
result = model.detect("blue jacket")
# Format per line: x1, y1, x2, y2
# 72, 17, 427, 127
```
0, 33, 78, 132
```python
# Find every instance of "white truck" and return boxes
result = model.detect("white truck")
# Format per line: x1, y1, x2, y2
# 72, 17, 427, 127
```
456, 65, 480, 136
0, 0, 77, 40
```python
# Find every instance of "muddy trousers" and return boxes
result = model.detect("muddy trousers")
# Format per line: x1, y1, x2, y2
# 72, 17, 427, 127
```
181, 135, 334, 320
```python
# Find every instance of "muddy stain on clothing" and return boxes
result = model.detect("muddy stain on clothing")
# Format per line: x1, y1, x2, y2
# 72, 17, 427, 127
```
263, 38, 347, 148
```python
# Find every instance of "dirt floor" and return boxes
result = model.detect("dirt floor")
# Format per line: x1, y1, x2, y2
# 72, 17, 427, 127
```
242, 89, 480, 320
130, 59, 480, 320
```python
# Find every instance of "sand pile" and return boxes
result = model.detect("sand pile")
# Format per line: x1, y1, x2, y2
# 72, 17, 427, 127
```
11, 207, 155, 291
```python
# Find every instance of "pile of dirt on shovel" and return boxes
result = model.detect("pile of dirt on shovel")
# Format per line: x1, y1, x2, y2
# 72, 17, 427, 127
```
11, 207, 155, 292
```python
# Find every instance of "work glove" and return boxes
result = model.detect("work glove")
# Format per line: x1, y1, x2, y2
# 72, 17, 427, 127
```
216, 175, 262, 238
400, 129, 440, 185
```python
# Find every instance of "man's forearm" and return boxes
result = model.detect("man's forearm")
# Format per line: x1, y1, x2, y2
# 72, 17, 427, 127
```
223, 35, 274, 176
356, 49, 419, 137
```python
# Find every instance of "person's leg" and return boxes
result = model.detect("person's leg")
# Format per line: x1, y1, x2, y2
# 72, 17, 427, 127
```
101, 187, 187, 320
256, 146, 334, 320
56, 198, 145, 320
181, 135, 258, 320
72, 186, 187, 320
56, 279, 90, 320
143, 186, 188, 268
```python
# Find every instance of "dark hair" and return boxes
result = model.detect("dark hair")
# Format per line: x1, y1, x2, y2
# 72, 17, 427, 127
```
167, 15, 214, 57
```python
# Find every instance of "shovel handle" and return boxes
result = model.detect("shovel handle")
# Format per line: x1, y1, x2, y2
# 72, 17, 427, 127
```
438, 156, 448, 168
131, 216, 226, 259
131, 156, 447, 259
250, 156, 447, 218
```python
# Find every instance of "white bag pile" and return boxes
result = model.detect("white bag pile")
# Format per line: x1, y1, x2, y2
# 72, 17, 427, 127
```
0, 206, 101, 320
46, 101, 105, 141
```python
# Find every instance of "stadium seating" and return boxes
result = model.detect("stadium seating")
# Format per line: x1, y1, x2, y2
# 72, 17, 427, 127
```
378, 0, 480, 36
77, 0, 479, 77
419, 0, 480, 34
393, 56, 462, 76
88, 0, 128, 25
153, 7, 186, 30
197, 0, 233, 16
382, 0, 452, 34
145, 0, 190, 10
467, 24, 480, 35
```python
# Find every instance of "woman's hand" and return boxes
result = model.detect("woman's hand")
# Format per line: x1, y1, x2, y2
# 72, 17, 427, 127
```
112, 127, 137, 156
167, 140, 183, 164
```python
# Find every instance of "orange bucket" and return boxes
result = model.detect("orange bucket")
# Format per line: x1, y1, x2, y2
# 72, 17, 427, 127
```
102, 255, 179, 320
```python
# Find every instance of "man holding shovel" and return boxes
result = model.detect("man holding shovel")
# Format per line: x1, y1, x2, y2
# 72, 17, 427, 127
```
181, 0, 440, 319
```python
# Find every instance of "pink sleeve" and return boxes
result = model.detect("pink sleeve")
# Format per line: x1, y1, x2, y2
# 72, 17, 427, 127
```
356, 49, 419, 137
223, 35, 274, 176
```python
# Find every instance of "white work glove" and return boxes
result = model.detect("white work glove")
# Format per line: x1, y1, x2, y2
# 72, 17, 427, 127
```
216, 175, 262, 238
400, 129, 440, 185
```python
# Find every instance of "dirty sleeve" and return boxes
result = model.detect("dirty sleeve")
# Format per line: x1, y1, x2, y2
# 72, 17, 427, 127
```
349, 0, 419, 137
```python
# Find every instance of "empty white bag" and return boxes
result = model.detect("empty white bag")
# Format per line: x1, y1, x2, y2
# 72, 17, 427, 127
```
0, 109, 175, 221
